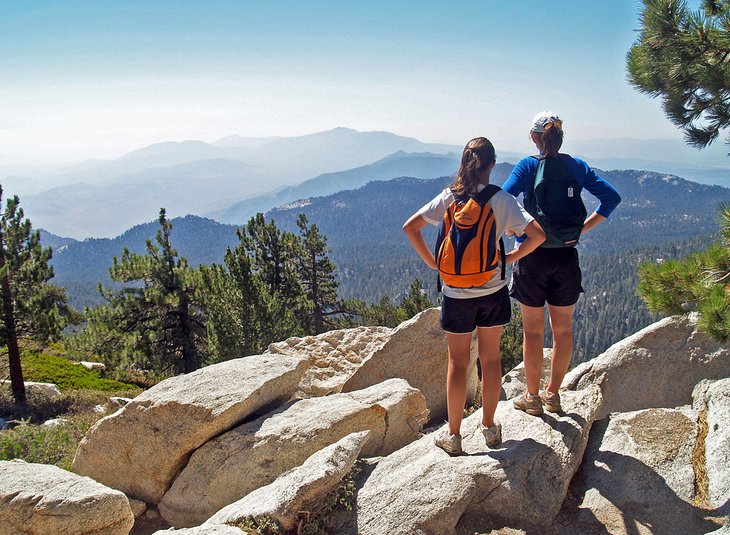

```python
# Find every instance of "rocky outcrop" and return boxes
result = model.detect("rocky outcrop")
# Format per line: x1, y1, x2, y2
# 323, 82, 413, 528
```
267, 308, 478, 422
129, 497, 147, 518
158, 378, 427, 527
59, 313, 729, 534
564, 314, 730, 419
554, 406, 725, 534
265, 326, 392, 397
342, 308, 478, 422
0, 460, 134, 535
352, 386, 602, 534
73, 354, 309, 504
205, 431, 369, 530
77, 361, 106, 371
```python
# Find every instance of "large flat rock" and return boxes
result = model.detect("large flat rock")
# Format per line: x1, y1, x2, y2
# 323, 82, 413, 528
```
72, 354, 309, 503
0, 460, 134, 535
342, 307, 479, 422
554, 407, 724, 534
206, 431, 370, 530
158, 378, 427, 527
564, 314, 730, 419
265, 325, 392, 397
352, 385, 602, 534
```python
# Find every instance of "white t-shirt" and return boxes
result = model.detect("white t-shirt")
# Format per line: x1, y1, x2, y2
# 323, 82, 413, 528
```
418, 185, 533, 299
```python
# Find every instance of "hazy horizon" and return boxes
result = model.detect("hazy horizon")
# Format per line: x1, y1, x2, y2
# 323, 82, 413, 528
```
2, 0, 726, 177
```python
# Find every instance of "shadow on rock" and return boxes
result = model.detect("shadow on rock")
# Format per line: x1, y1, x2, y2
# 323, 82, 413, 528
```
555, 417, 726, 534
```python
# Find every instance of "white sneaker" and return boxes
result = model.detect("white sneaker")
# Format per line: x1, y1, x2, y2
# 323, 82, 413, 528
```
480, 421, 502, 448
434, 429, 462, 455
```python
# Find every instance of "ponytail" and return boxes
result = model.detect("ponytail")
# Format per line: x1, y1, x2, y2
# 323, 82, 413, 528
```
451, 137, 496, 195
539, 122, 563, 157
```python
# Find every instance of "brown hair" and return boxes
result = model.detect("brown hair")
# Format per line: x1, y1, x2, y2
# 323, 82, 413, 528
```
450, 137, 496, 195
536, 122, 564, 157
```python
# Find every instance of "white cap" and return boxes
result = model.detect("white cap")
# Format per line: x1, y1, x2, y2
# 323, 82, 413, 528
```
531, 110, 562, 133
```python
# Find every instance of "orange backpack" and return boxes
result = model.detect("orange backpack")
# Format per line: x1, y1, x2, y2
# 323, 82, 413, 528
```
434, 185, 506, 289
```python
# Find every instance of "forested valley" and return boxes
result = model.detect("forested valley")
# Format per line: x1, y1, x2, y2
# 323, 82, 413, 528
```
35, 166, 730, 372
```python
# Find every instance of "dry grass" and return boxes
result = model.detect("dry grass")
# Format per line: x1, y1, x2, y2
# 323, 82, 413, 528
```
691, 409, 710, 508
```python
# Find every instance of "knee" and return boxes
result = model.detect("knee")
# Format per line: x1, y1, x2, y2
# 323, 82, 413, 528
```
552, 323, 573, 342
523, 324, 544, 340
449, 354, 471, 373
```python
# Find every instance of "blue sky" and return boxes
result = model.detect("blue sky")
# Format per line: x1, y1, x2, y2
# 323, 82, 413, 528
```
0, 0, 721, 167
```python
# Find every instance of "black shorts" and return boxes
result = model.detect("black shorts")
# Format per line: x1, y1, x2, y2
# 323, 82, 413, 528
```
509, 247, 583, 307
440, 286, 511, 334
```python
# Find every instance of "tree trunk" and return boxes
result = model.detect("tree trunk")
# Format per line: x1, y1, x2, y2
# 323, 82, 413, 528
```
311, 250, 323, 334
0, 272, 25, 404
178, 293, 198, 374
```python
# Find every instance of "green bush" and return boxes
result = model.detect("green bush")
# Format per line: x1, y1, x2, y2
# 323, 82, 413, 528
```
228, 462, 362, 535
638, 243, 730, 341
0, 387, 140, 423
7, 349, 138, 392
0, 413, 98, 470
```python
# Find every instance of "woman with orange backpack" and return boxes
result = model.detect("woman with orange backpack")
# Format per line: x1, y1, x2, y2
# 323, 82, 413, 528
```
403, 137, 545, 454
503, 111, 621, 416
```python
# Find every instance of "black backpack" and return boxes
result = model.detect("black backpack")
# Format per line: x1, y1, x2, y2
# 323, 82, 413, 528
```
525, 154, 587, 248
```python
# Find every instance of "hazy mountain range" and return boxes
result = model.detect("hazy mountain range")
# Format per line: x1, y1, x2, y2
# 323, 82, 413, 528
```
11, 128, 461, 238
207, 151, 462, 224
43, 164, 730, 312
3, 127, 728, 240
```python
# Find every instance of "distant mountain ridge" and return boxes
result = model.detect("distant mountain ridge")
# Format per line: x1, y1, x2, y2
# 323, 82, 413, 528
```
208, 150, 461, 224
8, 127, 730, 239
17, 128, 462, 239
43, 165, 730, 318
45, 216, 239, 309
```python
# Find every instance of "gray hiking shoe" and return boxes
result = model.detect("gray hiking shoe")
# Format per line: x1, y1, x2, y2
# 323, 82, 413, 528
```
541, 389, 562, 413
434, 429, 462, 455
513, 392, 544, 416
480, 421, 502, 448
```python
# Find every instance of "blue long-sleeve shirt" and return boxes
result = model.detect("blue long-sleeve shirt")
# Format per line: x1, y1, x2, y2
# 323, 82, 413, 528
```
502, 154, 621, 219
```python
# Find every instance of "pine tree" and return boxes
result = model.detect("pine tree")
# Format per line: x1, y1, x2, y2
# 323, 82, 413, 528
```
239, 214, 309, 328
201, 240, 300, 361
355, 295, 406, 327
73, 209, 208, 376
500, 302, 523, 375
399, 279, 435, 320
0, 186, 77, 403
627, 0, 730, 148
294, 214, 352, 334
638, 206, 730, 340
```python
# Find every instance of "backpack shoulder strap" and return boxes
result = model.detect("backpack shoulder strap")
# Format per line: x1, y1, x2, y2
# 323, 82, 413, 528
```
474, 184, 501, 205
476, 185, 507, 280
533, 158, 547, 194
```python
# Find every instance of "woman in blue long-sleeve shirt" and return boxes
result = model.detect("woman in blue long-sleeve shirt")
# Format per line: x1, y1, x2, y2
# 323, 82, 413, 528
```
502, 111, 621, 416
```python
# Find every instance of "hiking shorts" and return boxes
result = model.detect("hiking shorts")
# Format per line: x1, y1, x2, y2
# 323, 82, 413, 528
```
509, 247, 583, 307
440, 286, 511, 334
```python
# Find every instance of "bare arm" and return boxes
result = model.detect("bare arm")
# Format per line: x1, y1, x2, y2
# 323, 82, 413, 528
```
505, 220, 545, 265
582, 211, 606, 234
402, 213, 437, 270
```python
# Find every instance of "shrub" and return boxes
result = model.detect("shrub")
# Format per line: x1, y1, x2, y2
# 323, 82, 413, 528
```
228, 462, 363, 535
0, 412, 101, 470
639, 243, 730, 341
1, 348, 138, 392
0, 387, 140, 423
